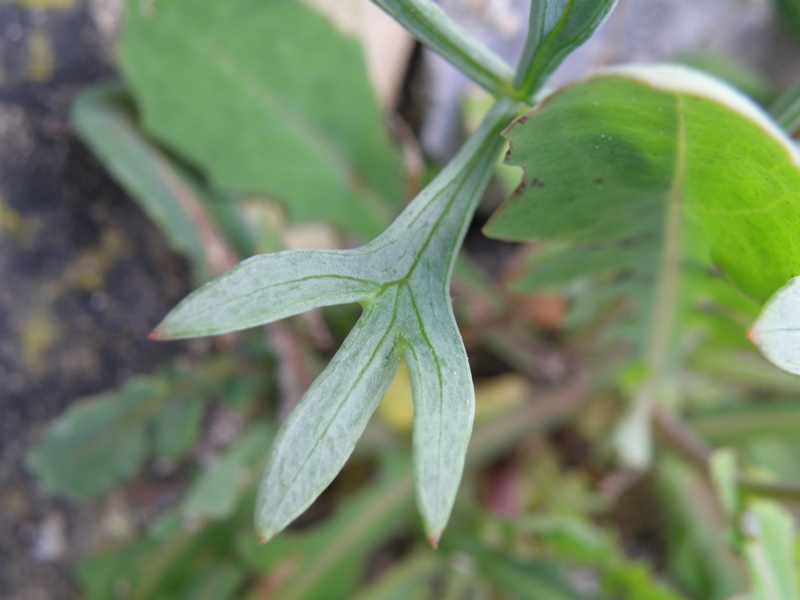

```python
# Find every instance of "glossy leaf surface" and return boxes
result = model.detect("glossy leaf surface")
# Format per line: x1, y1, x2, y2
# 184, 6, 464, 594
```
120, 0, 404, 238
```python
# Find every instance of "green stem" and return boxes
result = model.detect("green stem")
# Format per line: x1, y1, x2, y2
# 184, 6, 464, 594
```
655, 408, 800, 505
513, 0, 572, 98
370, 0, 517, 98
738, 479, 800, 503
688, 403, 800, 442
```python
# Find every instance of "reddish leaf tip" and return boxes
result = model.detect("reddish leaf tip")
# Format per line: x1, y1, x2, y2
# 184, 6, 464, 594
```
147, 329, 163, 341
746, 326, 758, 344
257, 530, 274, 545
427, 531, 442, 550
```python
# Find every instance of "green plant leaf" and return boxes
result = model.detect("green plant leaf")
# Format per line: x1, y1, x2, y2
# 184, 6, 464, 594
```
741, 501, 800, 600
255, 297, 403, 542
530, 515, 689, 600
72, 83, 257, 271
515, 0, 617, 98
370, 0, 514, 97
153, 99, 518, 544
240, 454, 415, 600
150, 392, 205, 458
27, 360, 242, 499
750, 277, 800, 376
352, 551, 442, 600
485, 64, 800, 463
72, 84, 210, 282
120, 0, 404, 239
27, 377, 162, 499
487, 65, 800, 303
441, 531, 582, 600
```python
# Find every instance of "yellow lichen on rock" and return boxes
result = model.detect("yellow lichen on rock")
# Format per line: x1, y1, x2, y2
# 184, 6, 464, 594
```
25, 30, 55, 82
19, 305, 60, 376
0, 198, 24, 239
64, 230, 130, 292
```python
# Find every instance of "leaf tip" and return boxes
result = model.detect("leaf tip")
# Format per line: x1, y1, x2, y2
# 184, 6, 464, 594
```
257, 530, 274, 545
746, 325, 759, 345
148, 322, 178, 341
427, 529, 443, 550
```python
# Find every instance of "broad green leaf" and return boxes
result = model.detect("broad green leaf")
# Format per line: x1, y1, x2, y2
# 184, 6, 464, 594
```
151, 392, 205, 458
154, 99, 518, 544
120, 0, 404, 239
27, 377, 162, 499
515, 0, 618, 97
487, 65, 800, 304
27, 361, 241, 498
370, 0, 514, 97
750, 277, 800, 375
485, 65, 800, 463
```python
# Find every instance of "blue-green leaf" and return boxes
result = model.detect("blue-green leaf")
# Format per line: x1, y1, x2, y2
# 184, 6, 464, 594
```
155, 98, 518, 543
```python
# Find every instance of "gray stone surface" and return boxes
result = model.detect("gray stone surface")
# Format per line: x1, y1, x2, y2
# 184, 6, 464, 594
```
0, 1, 191, 598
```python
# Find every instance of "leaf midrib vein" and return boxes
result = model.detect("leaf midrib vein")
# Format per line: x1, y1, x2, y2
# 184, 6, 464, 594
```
165, 18, 393, 222
645, 96, 687, 376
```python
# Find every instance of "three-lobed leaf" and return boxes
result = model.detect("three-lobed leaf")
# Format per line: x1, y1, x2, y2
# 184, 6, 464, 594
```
154, 99, 517, 544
